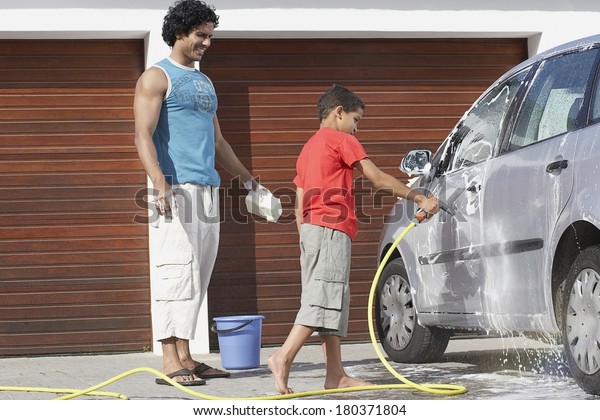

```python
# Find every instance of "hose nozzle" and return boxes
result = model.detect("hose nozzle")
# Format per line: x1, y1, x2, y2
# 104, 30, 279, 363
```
413, 199, 454, 223
439, 200, 455, 217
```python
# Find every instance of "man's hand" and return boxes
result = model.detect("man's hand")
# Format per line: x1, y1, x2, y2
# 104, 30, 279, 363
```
153, 179, 175, 219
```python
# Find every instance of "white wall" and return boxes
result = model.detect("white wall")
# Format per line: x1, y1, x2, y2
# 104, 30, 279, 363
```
2, 0, 599, 355
2, 1, 600, 55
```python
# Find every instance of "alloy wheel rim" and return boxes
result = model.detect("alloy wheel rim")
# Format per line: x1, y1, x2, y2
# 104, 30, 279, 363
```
566, 268, 600, 375
379, 274, 416, 351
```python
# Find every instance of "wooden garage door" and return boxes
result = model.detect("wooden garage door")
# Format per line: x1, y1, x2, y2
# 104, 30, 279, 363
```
0, 40, 148, 355
204, 38, 528, 347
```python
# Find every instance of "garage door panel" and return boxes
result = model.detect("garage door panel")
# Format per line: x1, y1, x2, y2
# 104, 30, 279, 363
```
4, 107, 134, 121
217, 85, 485, 103
0, 249, 148, 266
220, 116, 460, 131
219, 231, 298, 247
1, 173, 144, 189
0, 291, 150, 312
0, 39, 148, 356
217, 103, 468, 119
0, 87, 134, 107
0, 159, 142, 173
242, 156, 296, 170
212, 66, 512, 84
0, 263, 150, 282
2, 237, 147, 253
3, 198, 140, 213
0, 133, 136, 147
0, 276, 149, 293
212, 258, 300, 273
0, 224, 146, 240
0, 79, 140, 90
224, 128, 452, 143
218, 244, 299, 260
0, 68, 142, 87
1, 39, 141, 55
0, 342, 147, 356
1, 301, 149, 318
0, 216, 146, 230
0, 121, 135, 134
2, 185, 141, 200
0, 330, 151, 354
221, 297, 299, 312
0, 55, 143, 70
1, 150, 140, 161
208, 52, 523, 69
211, 283, 302, 299
0, 315, 150, 334
211, 38, 523, 55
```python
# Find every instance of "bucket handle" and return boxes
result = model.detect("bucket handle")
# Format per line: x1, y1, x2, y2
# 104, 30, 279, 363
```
210, 318, 253, 334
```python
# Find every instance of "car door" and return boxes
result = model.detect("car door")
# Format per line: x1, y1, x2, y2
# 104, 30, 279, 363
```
415, 70, 529, 315
478, 47, 599, 331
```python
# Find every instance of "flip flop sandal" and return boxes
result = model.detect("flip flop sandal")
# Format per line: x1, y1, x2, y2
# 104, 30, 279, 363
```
193, 363, 231, 379
155, 368, 206, 386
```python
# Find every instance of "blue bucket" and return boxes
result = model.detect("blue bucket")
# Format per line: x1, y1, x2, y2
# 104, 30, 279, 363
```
211, 315, 265, 369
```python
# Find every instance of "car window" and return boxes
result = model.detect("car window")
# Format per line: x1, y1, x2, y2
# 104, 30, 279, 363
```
436, 70, 527, 174
509, 48, 598, 150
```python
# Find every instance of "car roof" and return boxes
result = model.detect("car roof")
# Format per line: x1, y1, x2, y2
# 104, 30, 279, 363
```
506, 33, 600, 79
469, 34, 600, 107
436, 34, 600, 158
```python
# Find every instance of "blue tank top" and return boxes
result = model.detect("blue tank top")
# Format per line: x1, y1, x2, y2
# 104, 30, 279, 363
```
152, 58, 220, 186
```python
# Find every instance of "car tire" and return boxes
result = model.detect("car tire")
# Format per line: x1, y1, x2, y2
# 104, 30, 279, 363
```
375, 257, 450, 363
562, 245, 600, 396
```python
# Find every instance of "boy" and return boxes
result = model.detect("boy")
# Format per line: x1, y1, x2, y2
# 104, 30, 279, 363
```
268, 85, 439, 394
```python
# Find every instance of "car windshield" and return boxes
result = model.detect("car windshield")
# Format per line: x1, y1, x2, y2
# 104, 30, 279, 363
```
431, 69, 528, 176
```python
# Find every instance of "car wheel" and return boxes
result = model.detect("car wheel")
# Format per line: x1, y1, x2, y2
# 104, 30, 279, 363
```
375, 257, 450, 363
562, 245, 600, 396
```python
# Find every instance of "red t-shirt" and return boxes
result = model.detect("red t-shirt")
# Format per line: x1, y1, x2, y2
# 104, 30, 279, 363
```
293, 127, 368, 240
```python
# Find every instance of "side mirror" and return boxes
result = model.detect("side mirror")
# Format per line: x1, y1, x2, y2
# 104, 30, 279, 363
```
400, 150, 432, 176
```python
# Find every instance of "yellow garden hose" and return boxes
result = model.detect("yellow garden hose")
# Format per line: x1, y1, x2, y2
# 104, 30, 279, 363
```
366, 219, 467, 396
0, 219, 467, 400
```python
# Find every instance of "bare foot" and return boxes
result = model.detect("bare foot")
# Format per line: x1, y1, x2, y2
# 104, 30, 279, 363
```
325, 375, 373, 390
267, 352, 294, 394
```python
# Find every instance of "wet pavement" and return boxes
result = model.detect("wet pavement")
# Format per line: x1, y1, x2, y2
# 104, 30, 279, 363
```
0, 335, 596, 402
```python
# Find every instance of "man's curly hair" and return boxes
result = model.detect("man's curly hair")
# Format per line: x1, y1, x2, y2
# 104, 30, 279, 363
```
162, 0, 219, 48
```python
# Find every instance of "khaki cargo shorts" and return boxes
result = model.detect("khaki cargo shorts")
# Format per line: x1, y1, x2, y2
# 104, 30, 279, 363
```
294, 224, 351, 337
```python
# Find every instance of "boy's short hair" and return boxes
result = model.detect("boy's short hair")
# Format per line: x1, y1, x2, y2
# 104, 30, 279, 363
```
162, 0, 219, 48
317, 85, 365, 122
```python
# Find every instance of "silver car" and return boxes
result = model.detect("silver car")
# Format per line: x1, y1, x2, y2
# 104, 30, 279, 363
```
375, 34, 600, 396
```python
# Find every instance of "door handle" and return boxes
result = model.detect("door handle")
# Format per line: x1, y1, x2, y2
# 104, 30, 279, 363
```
546, 159, 568, 173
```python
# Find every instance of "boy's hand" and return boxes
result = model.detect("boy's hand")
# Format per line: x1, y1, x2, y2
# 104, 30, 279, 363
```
414, 195, 440, 218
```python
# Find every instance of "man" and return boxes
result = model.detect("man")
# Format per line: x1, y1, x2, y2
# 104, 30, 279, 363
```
134, 0, 256, 386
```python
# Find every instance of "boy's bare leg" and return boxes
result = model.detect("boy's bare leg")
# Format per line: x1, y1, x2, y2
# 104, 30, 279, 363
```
321, 335, 373, 389
268, 324, 315, 394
